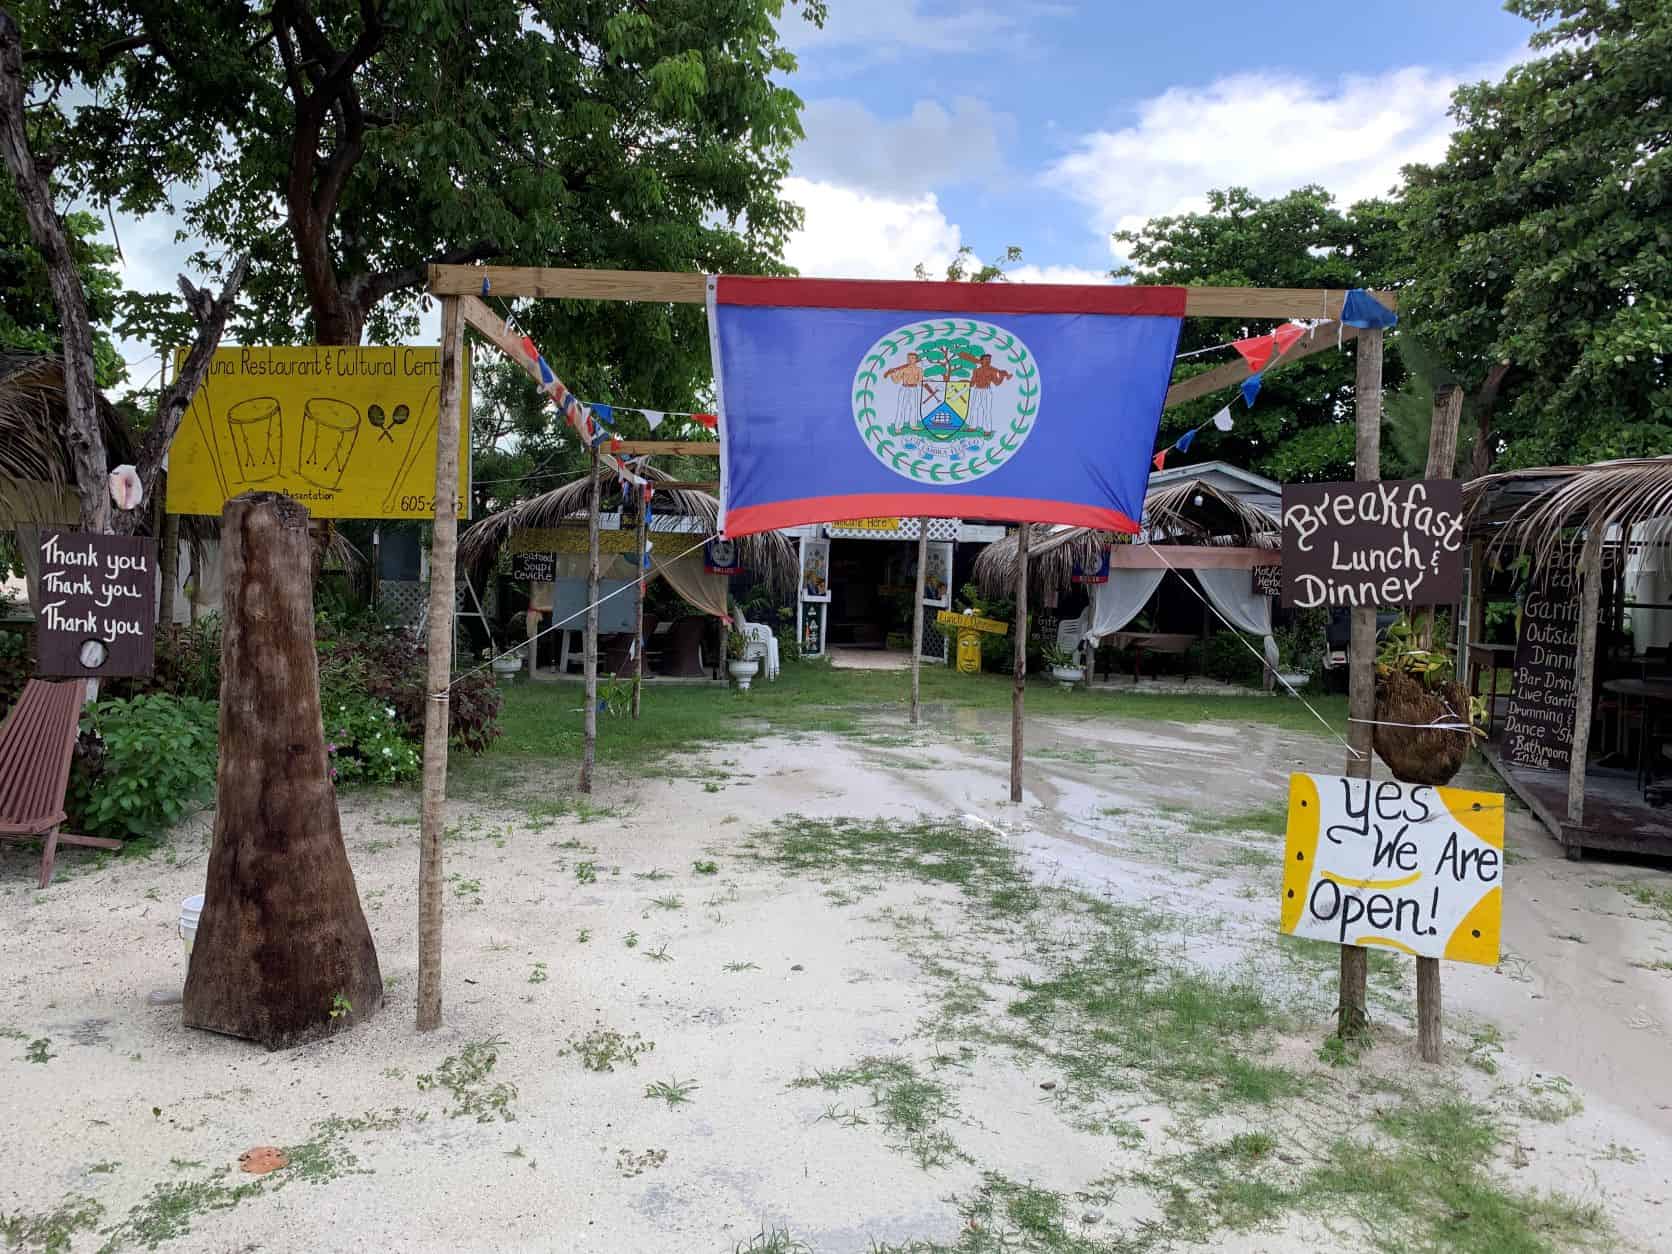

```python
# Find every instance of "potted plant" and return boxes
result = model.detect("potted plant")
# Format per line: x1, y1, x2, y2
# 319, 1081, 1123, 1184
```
725, 629, 759, 691
1372, 616, 1482, 785
1042, 642, 1084, 689
488, 644, 523, 682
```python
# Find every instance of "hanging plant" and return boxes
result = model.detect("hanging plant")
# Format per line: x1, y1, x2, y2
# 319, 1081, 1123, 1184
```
1372, 617, 1482, 786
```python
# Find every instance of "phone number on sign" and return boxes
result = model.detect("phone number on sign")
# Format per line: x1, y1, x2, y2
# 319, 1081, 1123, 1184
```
398, 495, 464, 515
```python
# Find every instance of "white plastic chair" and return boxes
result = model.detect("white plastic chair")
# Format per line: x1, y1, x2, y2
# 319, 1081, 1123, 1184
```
742, 621, 779, 680
1056, 615, 1088, 668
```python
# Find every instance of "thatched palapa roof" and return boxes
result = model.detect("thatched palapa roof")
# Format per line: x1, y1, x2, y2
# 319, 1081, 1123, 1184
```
973, 476, 1278, 596
460, 464, 797, 595
1463, 457, 1672, 567
0, 353, 136, 525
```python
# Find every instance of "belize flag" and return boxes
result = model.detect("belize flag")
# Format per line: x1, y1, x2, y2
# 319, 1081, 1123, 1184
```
708, 276, 1184, 537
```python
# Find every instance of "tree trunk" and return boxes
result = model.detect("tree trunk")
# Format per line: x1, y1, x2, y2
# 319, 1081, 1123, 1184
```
182, 492, 382, 1048
1010, 524, 1030, 803
0, 9, 106, 532
910, 521, 928, 726
158, 504, 179, 626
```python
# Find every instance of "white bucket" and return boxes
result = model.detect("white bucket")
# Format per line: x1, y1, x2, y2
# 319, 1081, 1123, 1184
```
178, 894, 204, 963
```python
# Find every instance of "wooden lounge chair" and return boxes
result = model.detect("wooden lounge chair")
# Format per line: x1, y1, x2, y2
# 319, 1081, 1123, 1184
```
0, 679, 122, 887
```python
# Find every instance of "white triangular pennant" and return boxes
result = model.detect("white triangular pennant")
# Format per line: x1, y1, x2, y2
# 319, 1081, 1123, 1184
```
642, 409, 665, 431
1211, 405, 1235, 432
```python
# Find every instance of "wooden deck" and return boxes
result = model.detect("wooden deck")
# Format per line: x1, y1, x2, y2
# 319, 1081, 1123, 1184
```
1479, 737, 1672, 862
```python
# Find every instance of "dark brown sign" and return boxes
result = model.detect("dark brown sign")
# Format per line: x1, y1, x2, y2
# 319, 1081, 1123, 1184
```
1251, 562, 1282, 598
1280, 479, 1465, 609
510, 551, 556, 582
1501, 550, 1614, 772
37, 531, 157, 677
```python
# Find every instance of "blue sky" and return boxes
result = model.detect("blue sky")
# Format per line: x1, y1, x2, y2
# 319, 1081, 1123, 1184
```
771, 0, 1534, 282
104, 1, 1537, 382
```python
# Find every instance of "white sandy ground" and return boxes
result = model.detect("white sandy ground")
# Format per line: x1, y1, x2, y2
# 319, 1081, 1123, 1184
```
3, 701, 1671, 1252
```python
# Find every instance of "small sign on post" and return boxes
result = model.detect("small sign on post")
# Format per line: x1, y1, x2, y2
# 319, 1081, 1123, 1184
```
37, 531, 157, 677
510, 551, 556, 582
1251, 562, 1282, 598
1280, 479, 1464, 608
1281, 773, 1504, 965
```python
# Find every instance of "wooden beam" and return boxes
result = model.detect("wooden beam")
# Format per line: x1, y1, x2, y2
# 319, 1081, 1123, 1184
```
655, 481, 719, 492
1109, 545, 1276, 570
1164, 323, 1359, 410
612, 441, 720, 456
431, 265, 1397, 320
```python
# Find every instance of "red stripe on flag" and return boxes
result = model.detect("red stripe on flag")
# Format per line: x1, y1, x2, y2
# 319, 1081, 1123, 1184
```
721, 494, 1141, 539
715, 276, 1187, 318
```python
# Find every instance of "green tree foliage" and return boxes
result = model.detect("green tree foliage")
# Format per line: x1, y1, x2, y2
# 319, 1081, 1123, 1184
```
17, 0, 824, 447
1400, 0, 1671, 467
0, 183, 126, 387
1114, 186, 1403, 483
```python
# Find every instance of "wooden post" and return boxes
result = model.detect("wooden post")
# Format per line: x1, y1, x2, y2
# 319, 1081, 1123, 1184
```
416, 295, 464, 1033
1010, 524, 1030, 803
1566, 521, 1606, 828
580, 446, 601, 793
1338, 326, 1383, 1042
1414, 381, 1464, 1064
911, 520, 928, 726
183, 493, 382, 1047
632, 486, 648, 721
157, 498, 179, 627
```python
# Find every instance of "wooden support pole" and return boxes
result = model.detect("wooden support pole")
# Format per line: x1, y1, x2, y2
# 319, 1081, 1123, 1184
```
911, 520, 928, 726
416, 295, 464, 1034
1339, 326, 1383, 1043
580, 447, 601, 793
1566, 521, 1606, 829
1010, 524, 1030, 804
157, 495, 179, 626
1414, 381, 1464, 1065
633, 487, 648, 721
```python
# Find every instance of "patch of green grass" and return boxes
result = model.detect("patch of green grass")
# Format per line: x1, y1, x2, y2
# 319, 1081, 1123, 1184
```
650, 894, 684, 911
644, 1077, 699, 1107
23, 1037, 53, 1063
1630, 958, 1672, 974
0, 1196, 104, 1252
416, 1039, 518, 1122
645, 943, 673, 963
574, 861, 598, 884
792, 1055, 965, 1171
732, 1228, 813, 1254
1513, 1074, 1583, 1123
761, 815, 1032, 909
562, 1027, 654, 1072
633, 868, 673, 881
723, 961, 759, 973
1620, 881, 1672, 927
1192, 803, 1289, 836
692, 859, 719, 875
623, 931, 639, 948
528, 962, 548, 984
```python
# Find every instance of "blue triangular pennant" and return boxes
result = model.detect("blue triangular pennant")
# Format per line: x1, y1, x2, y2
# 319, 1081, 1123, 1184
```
1174, 427, 1197, 453
1340, 288, 1398, 330
1240, 374, 1263, 408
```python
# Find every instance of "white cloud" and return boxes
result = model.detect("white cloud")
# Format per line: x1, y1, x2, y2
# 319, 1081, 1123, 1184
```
781, 176, 961, 280
797, 97, 1010, 197
1003, 263, 1112, 285
784, 0, 1069, 61
1047, 65, 1489, 254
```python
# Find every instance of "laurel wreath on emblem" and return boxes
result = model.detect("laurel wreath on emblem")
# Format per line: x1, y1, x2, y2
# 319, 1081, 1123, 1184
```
852, 320, 1040, 484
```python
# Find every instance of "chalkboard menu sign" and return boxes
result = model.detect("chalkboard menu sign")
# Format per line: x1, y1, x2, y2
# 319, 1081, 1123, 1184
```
1501, 551, 1614, 772
1251, 562, 1282, 598
36, 531, 157, 677
1280, 479, 1464, 608
511, 551, 556, 582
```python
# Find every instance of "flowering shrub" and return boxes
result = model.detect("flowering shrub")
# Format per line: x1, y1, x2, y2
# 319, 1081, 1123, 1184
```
69, 695, 219, 839
316, 620, 501, 756
323, 692, 421, 786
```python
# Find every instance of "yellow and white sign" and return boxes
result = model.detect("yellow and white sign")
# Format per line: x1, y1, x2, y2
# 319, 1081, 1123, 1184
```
935, 610, 1007, 636
167, 347, 469, 519
1281, 774, 1504, 965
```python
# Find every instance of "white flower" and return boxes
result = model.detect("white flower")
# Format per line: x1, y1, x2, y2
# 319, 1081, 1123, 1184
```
385, 706, 396, 718
381, 746, 392, 756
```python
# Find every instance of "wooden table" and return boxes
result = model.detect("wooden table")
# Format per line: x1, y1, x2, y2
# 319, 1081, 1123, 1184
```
1467, 642, 1517, 736
1103, 632, 1198, 681
1602, 678, 1672, 789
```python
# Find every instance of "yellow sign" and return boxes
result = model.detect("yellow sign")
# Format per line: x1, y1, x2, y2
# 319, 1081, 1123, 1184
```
956, 632, 983, 673
1281, 774, 1504, 965
936, 610, 1008, 636
167, 347, 469, 519
838, 517, 901, 532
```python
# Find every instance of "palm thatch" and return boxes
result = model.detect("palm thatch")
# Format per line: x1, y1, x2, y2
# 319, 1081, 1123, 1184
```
0, 353, 136, 524
973, 477, 1279, 596
460, 464, 797, 594
1463, 456, 1672, 567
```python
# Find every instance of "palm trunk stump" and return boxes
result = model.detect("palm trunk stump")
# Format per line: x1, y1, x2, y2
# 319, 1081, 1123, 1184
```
183, 492, 383, 1048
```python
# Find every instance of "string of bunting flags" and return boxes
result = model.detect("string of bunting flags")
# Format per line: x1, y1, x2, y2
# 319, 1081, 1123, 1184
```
1151, 290, 1397, 472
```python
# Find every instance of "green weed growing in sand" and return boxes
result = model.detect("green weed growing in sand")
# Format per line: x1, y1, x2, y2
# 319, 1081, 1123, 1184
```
646, 943, 673, 963
416, 1039, 518, 1122
693, 859, 719, 875
562, 1027, 654, 1073
644, 1078, 699, 1107
24, 1037, 53, 1063
0, 1196, 103, 1252
733, 1227, 813, 1253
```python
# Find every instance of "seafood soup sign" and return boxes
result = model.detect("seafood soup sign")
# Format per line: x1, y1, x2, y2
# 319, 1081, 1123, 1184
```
167, 347, 469, 519
1281, 773, 1504, 965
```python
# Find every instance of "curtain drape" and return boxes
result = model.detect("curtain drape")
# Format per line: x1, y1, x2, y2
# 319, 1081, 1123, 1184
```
1080, 568, 1167, 646
1193, 566, 1278, 689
